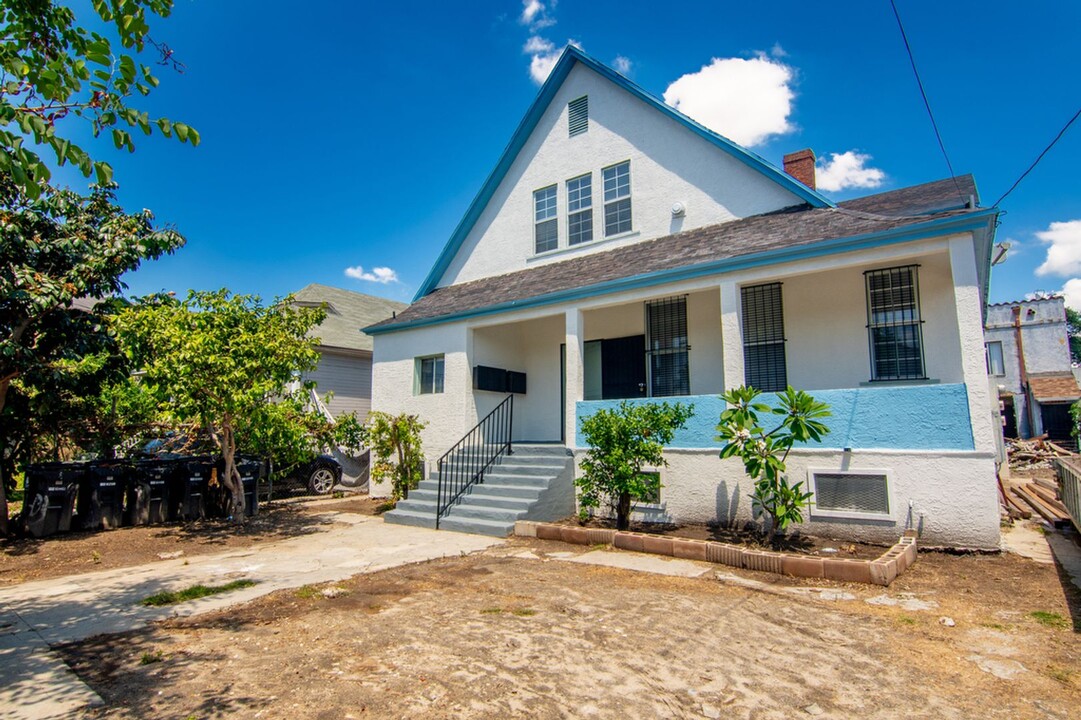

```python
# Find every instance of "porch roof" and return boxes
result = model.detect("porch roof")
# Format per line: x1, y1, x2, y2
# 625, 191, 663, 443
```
1028, 373, 1081, 402
368, 176, 994, 335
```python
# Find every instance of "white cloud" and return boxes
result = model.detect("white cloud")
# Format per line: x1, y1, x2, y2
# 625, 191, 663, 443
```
1060, 279, 1081, 311
613, 55, 632, 75
1035, 219, 1081, 277
344, 265, 399, 284
663, 54, 795, 147
525, 36, 579, 84
815, 151, 886, 192
520, 0, 555, 30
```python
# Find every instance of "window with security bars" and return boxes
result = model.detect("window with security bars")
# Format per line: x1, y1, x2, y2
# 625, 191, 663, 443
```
534, 185, 558, 253
567, 173, 593, 245
741, 283, 787, 391
865, 265, 925, 381
646, 296, 689, 397
603, 161, 632, 237
568, 95, 588, 137
813, 472, 890, 515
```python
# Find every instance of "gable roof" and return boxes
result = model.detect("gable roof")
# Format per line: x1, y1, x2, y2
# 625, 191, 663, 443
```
412, 45, 836, 301
293, 284, 406, 352
367, 176, 996, 335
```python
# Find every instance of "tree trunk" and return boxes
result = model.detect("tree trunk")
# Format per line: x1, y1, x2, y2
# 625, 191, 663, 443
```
0, 379, 10, 537
220, 419, 246, 521
616, 491, 632, 531
395, 437, 407, 500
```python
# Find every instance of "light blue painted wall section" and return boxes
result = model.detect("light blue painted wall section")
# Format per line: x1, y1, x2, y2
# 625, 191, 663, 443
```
575, 384, 975, 451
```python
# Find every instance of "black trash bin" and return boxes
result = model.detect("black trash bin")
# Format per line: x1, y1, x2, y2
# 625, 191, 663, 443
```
22, 463, 83, 537
78, 460, 129, 530
171, 456, 214, 521
127, 458, 177, 525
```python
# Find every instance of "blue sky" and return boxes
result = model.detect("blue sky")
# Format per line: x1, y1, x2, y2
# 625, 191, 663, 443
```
53, 1, 1081, 307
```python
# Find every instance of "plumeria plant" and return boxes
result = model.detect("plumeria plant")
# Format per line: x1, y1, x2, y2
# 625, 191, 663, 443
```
716, 386, 831, 546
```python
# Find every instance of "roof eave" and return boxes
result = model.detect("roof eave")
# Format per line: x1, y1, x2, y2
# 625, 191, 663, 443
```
369, 208, 998, 336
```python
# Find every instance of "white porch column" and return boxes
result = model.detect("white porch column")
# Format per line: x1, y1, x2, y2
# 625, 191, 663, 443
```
564, 309, 584, 448
949, 236, 996, 454
719, 280, 744, 392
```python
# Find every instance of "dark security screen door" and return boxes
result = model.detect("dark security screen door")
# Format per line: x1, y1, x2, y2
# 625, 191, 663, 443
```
601, 335, 646, 399
1040, 403, 1074, 444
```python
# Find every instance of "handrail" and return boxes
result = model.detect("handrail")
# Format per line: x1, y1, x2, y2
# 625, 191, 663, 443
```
1054, 455, 1081, 532
436, 395, 513, 529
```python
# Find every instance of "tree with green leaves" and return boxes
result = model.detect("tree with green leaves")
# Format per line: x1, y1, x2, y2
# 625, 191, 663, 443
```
0, 179, 183, 533
1065, 307, 1081, 365
717, 386, 831, 547
577, 400, 694, 531
115, 290, 325, 519
1, 0, 197, 197
364, 411, 426, 501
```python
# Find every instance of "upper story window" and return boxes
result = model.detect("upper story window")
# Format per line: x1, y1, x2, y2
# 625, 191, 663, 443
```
603, 161, 632, 237
865, 265, 925, 381
567, 173, 593, 246
534, 185, 558, 253
741, 282, 787, 392
986, 341, 1005, 376
568, 95, 588, 137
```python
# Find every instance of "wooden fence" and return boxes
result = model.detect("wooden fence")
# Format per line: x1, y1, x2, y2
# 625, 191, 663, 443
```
1054, 456, 1081, 532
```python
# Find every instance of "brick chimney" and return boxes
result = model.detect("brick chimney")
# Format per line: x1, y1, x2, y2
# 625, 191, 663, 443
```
783, 149, 816, 190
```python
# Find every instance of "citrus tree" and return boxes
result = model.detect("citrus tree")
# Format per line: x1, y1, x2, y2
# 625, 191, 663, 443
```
577, 401, 694, 530
364, 411, 425, 501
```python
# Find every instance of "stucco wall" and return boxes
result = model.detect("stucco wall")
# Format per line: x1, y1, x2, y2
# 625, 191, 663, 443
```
984, 297, 1072, 438
576, 448, 999, 548
439, 63, 804, 288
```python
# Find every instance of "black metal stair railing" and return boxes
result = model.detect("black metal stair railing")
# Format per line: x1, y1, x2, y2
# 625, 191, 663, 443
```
435, 395, 513, 529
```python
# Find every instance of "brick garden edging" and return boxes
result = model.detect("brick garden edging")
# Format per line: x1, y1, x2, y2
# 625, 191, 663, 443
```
514, 521, 917, 586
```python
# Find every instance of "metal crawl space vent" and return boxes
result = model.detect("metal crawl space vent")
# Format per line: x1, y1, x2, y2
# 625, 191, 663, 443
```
813, 473, 890, 515
568, 95, 588, 137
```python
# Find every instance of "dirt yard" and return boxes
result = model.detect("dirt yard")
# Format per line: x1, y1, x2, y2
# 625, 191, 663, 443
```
57, 534, 1080, 720
0, 496, 380, 586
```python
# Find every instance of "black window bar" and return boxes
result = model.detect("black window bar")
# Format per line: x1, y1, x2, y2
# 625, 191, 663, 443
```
741, 282, 787, 392
865, 265, 926, 381
646, 295, 690, 397
435, 394, 513, 529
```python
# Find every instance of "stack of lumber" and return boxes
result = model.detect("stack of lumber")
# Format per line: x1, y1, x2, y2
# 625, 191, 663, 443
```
1010, 479, 1072, 527
1006, 436, 1075, 470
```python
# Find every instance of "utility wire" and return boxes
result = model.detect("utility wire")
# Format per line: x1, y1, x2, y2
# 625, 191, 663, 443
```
993, 106, 1081, 208
889, 0, 967, 205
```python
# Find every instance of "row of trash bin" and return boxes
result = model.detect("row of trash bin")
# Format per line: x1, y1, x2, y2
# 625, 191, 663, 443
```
19, 456, 265, 538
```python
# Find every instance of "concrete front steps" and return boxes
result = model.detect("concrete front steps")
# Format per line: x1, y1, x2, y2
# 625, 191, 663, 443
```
383, 444, 575, 537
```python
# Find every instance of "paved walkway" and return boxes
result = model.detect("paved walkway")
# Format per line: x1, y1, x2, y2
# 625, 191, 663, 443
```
0, 511, 502, 720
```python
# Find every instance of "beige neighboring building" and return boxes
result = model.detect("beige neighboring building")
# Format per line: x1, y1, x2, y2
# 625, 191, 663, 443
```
294, 284, 406, 419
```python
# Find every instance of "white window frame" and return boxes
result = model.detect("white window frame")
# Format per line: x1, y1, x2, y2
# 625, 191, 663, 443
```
985, 341, 1005, 376
602, 160, 632, 237
414, 354, 445, 395
807, 468, 893, 521
566, 173, 593, 246
534, 185, 558, 253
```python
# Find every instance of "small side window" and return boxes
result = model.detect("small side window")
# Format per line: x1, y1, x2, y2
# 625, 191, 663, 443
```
415, 355, 445, 395
534, 185, 558, 253
985, 341, 1005, 376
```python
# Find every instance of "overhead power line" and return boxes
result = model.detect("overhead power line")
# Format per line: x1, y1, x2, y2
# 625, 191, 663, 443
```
993, 106, 1081, 208
889, 0, 967, 205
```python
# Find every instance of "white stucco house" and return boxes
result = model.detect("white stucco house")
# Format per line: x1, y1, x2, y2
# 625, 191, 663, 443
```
367, 47, 1002, 548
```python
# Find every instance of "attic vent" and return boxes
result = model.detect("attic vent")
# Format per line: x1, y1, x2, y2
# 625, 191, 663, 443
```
812, 472, 890, 517
568, 95, 588, 137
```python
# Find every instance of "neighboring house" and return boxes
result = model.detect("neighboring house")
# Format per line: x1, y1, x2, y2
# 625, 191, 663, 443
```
366, 47, 1001, 548
293, 284, 406, 419
984, 296, 1079, 444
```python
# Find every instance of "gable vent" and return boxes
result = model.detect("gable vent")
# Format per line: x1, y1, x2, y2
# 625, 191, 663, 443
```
568, 95, 588, 137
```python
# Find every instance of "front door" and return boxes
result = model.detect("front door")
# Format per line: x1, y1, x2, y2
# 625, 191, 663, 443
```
601, 335, 647, 399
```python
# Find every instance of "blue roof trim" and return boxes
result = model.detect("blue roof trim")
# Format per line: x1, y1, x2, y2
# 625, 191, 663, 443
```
368, 208, 998, 335
413, 45, 835, 301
